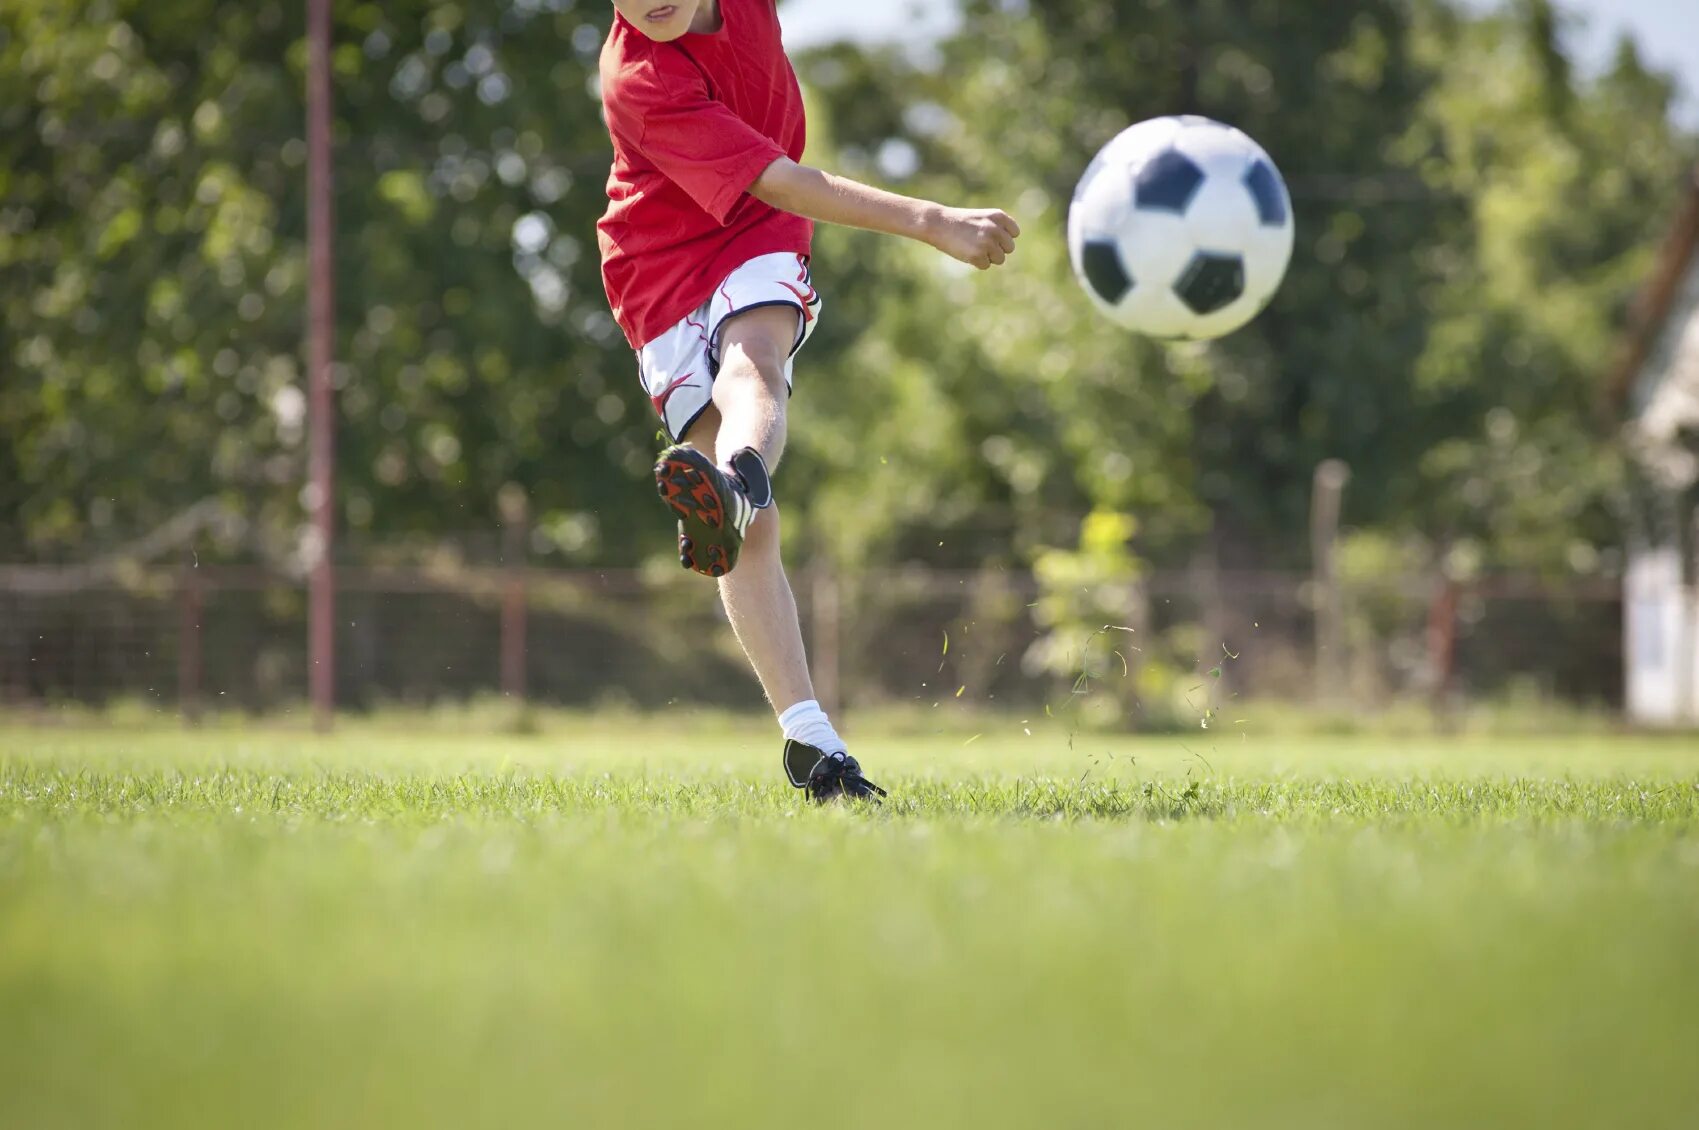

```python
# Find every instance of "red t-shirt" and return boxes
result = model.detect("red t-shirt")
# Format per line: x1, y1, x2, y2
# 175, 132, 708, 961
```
597, 0, 812, 349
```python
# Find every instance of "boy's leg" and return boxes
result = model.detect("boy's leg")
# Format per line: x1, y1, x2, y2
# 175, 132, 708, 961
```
685, 305, 813, 714
655, 279, 882, 799
719, 493, 815, 713
678, 403, 813, 711
710, 304, 795, 470
651, 307, 796, 580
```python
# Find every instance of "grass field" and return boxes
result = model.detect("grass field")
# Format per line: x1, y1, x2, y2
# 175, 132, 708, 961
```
3, 713, 1697, 1129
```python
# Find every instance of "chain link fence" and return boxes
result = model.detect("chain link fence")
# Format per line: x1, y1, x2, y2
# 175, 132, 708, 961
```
0, 553, 1622, 724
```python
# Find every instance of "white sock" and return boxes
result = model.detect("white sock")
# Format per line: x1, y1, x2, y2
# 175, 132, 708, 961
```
778, 699, 846, 756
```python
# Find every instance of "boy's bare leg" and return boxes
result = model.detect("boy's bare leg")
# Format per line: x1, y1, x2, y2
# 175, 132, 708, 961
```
719, 493, 815, 713
671, 307, 879, 798
679, 304, 813, 713
679, 403, 813, 711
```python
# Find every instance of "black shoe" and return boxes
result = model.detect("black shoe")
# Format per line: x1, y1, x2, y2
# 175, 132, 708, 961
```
783, 740, 887, 804
654, 445, 762, 578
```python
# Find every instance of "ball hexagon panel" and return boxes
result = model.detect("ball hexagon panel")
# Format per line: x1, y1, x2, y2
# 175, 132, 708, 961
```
1241, 218, 1296, 307
1181, 173, 1258, 256
1116, 208, 1195, 305
1170, 120, 1250, 168
1126, 287, 1203, 339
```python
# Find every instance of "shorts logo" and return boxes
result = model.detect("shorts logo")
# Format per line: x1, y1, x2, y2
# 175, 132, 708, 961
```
650, 371, 699, 419
777, 281, 818, 321
779, 261, 819, 322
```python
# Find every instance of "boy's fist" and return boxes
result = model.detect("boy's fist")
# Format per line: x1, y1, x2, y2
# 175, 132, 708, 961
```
927, 207, 1021, 270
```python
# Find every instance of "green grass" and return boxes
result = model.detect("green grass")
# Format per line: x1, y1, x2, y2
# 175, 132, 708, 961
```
2, 715, 1698, 1129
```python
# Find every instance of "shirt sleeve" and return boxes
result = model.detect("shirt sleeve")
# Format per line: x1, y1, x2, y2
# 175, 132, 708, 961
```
607, 53, 786, 226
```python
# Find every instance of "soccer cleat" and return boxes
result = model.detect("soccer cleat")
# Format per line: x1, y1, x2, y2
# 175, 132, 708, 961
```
783, 740, 887, 804
654, 444, 763, 578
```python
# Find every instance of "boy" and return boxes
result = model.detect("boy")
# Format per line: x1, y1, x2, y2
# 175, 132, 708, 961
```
597, 0, 1019, 802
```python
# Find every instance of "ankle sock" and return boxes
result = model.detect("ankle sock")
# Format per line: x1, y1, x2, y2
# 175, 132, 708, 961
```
778, 698, 846, 756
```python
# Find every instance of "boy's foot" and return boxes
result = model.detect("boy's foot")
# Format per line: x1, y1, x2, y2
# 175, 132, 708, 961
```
654, 445, 768, 578
783, 740, 887, 804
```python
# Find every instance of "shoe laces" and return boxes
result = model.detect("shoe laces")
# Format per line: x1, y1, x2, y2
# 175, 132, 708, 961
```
808, 752, 887, 801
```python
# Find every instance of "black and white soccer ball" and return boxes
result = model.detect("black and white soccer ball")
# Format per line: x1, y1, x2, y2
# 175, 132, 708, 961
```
1068, 116, 1294, 340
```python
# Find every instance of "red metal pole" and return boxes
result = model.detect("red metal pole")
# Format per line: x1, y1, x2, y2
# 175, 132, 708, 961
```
178, 559, 202, 726
500, 488, 529, 702
1427, 576, 1459, 710
500, 571, 528, 701
307, 0, 336, 731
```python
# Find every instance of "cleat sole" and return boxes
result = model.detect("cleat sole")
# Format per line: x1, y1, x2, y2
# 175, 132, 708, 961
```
655, 448, 742, 579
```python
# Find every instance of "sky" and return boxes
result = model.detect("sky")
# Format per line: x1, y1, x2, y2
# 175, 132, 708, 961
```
779, 0, 1699, 127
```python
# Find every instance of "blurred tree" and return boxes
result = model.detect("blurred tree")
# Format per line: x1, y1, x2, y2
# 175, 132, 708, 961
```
790, 1, 1444, 573
1394, 0, 1692, 576
0, 0, 644, 565
787, 0, 1695, 580
1, 0, 1693, 588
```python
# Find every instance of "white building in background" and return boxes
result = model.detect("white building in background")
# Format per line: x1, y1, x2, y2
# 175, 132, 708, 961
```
1614, 169, 1699, 725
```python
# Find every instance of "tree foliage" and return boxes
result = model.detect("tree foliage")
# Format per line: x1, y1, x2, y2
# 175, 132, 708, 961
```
1, 0, 641, 564
1, 0, 1694, 582
790, 0, 1695, 576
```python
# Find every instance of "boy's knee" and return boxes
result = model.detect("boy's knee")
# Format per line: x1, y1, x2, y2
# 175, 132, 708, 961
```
716, 306, 797, 397
717, 343, 788, 397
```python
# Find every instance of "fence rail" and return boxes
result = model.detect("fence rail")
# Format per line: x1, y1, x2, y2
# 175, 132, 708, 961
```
0, 558, 1625, 723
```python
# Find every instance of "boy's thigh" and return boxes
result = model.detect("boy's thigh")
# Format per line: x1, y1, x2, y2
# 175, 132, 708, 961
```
635, 253, 824, 443
715, 305, 804, 377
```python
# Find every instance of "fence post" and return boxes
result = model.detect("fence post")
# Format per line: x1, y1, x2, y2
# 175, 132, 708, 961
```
812, 562, 842, 723
306, 0, 338, 733
1310, 459, 1351, 704
177, 555, 202, 725
1426, 574, 1459, 721
1682, 507, 1699, 724
499, 485, 529, 703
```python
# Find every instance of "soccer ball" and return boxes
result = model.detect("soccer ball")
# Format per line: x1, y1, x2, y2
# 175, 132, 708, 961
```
1068, 115, 1294, 340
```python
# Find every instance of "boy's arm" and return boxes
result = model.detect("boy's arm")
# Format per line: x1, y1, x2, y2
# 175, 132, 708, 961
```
750, 158, 1020, 271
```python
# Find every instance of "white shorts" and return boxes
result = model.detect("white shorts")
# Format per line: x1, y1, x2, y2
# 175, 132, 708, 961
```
637, 252, 823, 443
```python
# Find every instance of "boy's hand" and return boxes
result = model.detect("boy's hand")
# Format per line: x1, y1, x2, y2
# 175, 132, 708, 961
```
926, 207, 1021, 270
